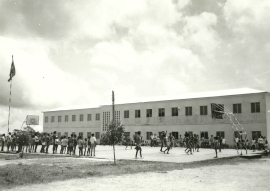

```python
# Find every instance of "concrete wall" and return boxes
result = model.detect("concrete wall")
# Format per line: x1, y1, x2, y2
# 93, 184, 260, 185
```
43, 92, 269, 146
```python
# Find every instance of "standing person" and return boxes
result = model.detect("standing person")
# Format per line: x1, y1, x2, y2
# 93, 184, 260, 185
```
258, 136, 264, 150
40, 134, 46, 153
168, 133, 174, 149
150, 133, 154, 147
222, 137, 226, 149
52, 131, 57, 154
234, 135, 240, 154
12, 133, 17, 152
90, 134, 96, 157
45, 133, 51, 154
134, 131, 143, 158
153, 134, 157, 147
30, 135, 35, 152
78, 136, 84, 156
61, 136, 68, 154
68, 134, 74, 155
34, 134, 39, 152
87, 136, 91, 156
83, 138, 87, 156
1, 134, 6, 151
185, 135, 192, 155
6, 133, 12, 152
195, 134, 200, 152
73, 134, 77, 155
214, 135, 219, 158
219, 136, 223, 152
125, 135, 132, 150
160, 131, 167, 152
251, 138, 256, 152
210, 135, 214, 149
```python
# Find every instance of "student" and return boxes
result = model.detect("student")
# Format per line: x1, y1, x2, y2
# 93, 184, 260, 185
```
1, 134, 6, 151
90, 134, 96, 157
135, 131, 143, 158
214, 136, 218, 158
52, 131, 57, 154
84, 138, 87, 156
222, 137, 226, 149
87, 136, 91, 156
68, 134, 74, 155
73, 134, 77, 155
195, 134, 200, 152
185, 135, 192, 155
150, 133, 154, 147
45, 134, 50, 154
125, 135, 132, 150
6, 133, 12, 152
234, 136, 240, 154
153, 134, 157, 147
160, 131, 167, 152
61, 136, 68, 154
78, 136, 84, 156
168, 133, 174, 149
34, 134, 39, 152
251, 138, 256, 152
40, 134, 46, 153
163, 136, 171, 154
12, 134, 17, 152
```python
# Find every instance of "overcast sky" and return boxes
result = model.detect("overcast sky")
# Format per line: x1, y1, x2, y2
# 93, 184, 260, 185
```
0, 0, 269, 133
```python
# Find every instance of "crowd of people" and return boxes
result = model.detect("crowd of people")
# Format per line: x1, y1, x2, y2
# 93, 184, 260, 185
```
0, 131, 97, 157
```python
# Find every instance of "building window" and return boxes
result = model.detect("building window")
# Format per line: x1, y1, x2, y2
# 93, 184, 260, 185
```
158, 108, 165, 117
124, 110, 129, 118
87, 132, 92, 138
65, 115, 68, 122
87, 114, 91, 121
172, 107, 178, 116
200, 106, 207, 115
80, 114, 84, 121
252, 131, 261, 140
79, 132, 83, 139
146, 132, 152, 140
51, 116, 55, 122
72, 115, 76, 122
96, 113, 100, 120
216, 131, 225, 138
200, 131, 208, 139
251, 102, 260, 113
146, 109, 152, 117
233, 104, 242, 114
58, 116, 61, 122
95, 132, 100, 139
135, 110, 140, 118
185, 107, 192, 116
45, 117, 48, 123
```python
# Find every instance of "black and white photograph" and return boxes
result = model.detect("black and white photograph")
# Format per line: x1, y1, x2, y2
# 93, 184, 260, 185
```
0, 0, 269, 190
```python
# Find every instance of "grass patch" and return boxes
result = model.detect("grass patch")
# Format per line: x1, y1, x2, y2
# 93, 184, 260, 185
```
0, 156, 267, 190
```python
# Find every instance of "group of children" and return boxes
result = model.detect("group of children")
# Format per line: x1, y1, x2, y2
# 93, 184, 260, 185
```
0, 131, 97, 157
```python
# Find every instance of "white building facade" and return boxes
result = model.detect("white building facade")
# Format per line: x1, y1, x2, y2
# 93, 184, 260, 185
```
43, 89, 270, 146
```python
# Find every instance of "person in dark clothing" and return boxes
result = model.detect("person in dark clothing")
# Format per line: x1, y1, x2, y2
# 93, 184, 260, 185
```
45, 134, 50, 154
52, 131, 57, 154
160, 131, 167, 152
73, 134, 77, 155
17, 132, 26, 153
1, 134, 5, 151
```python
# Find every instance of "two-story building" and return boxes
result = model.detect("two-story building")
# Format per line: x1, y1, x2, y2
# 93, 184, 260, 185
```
43, 88, 270, 146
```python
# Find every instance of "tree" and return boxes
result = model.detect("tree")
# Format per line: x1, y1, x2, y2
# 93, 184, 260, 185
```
105, 121, 125, 164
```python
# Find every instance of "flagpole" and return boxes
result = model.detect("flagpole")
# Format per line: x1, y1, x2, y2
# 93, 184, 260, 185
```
8, 79, 12, 133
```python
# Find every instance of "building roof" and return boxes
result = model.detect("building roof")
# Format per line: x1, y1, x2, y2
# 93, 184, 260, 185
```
43, 88, 267, 112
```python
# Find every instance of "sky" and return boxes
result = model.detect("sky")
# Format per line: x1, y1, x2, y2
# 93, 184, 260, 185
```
0, 0, 270, 133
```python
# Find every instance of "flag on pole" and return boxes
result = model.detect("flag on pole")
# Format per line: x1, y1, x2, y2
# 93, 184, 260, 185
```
8, 55, 16, 82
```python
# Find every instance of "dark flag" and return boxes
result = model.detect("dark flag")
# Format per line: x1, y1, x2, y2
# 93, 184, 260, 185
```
8, 55, 16, 82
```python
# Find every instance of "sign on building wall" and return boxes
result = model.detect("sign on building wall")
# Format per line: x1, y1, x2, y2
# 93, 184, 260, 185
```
26, 115, 39, 125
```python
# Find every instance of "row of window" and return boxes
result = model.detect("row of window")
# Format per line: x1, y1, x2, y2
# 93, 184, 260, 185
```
45, 102, 261, 122
124, 102, 260, 118
45, 113, 100, 123
56, 132, 100, 139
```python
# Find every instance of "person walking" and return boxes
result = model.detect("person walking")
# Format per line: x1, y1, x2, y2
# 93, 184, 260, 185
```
135, 131, 143, 158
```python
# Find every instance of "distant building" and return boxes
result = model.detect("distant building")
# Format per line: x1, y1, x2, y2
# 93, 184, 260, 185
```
43, 88, 270, 146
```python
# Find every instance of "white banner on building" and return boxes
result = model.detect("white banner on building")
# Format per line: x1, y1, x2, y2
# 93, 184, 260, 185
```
26, 115, 39, 125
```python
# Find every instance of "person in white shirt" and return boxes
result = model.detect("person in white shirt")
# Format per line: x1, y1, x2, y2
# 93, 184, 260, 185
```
90, 134, 96, 157
150, 134, 154, 147
222, 138, 226, 149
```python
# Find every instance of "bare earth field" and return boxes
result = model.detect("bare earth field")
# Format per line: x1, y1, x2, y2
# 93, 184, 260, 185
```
0, 146, 269, 191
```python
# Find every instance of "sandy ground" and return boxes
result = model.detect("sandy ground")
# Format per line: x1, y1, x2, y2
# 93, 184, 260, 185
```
4, 158, 270, 191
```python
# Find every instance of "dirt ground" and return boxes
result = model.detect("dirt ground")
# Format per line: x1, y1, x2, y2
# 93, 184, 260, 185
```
4, 157, 270, 191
